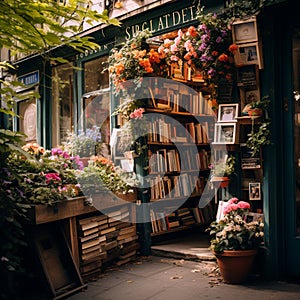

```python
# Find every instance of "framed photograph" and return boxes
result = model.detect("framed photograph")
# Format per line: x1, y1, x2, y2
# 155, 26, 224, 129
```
218, 104, 239, 122
234, 42, 263, 69
214, 123, 237, 144
110, 128, 131, 159
232, 17, 258, 44
249, 182, 261, 200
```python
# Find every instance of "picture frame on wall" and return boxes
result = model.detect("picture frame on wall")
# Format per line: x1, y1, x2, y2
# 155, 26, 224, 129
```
232, 16, 258, 44
234, 42, 263, 69
237, 65, 259, 87
218, 104, 239, 122
249, 182, 261, 200
110, 128, 131, 159
214, 123, 237, 144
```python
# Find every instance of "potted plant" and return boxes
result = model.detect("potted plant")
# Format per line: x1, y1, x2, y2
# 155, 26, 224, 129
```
209, 155, 236, 188
247, 95, 270, 117
206, 197, 265, 283
246, 121, 271, 157
76, 155, 139, 201
63, 126, 104, 165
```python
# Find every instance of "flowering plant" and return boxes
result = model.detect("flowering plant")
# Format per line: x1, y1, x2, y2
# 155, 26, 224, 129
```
76, 155, 139, 195
107, 30, 167, 93
206, 198, 264, 254
209, 155, 236, 178
63, 125, 102, 157
158, 7, 236, 84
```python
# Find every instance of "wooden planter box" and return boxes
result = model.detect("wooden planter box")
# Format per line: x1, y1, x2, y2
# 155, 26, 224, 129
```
29, 196, 97, 225
29, 191, 137, 225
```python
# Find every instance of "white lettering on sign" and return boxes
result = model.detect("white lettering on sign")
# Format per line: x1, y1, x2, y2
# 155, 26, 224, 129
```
125, 6, 197, 40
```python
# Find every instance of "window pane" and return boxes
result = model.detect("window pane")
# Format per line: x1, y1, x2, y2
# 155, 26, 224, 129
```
52, 63, 74, 147
84, 56, 109, 93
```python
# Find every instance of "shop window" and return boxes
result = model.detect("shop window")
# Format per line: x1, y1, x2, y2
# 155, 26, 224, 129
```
18, 98, 37, 142
84, 56, 109, 93
82, 89, 111, 155
51, 63, 74, 147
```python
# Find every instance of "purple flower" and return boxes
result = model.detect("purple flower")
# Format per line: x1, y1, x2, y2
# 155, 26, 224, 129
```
207, 68, 216, 76
201, 34, 210, 43
221, 30, 227, 37
198, 43, 207, 51
216, 36, 223, 43
199, 24, 207, 32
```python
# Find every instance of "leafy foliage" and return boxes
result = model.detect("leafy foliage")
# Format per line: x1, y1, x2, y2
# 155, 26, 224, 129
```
0, 0, 119, 279
0, 0, 120, 56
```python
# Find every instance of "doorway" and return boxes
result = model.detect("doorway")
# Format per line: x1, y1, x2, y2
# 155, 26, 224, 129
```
284, 27, 300, 278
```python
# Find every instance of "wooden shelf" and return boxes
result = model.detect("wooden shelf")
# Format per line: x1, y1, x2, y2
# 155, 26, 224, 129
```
236, 115, 261, 125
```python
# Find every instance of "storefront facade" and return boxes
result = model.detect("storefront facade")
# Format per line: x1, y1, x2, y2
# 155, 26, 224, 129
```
11, 0, 299, 280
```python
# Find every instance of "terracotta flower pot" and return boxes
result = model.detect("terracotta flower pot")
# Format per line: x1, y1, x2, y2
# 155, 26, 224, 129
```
214, 249, 257, 284
248, 108, 263, 116
210, 176, 230, 188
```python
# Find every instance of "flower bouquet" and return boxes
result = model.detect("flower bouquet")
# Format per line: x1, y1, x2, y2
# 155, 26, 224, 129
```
206, 197, 264, 254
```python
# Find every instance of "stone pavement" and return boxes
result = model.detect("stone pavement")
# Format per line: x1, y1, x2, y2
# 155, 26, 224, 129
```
65, 255, 300, 300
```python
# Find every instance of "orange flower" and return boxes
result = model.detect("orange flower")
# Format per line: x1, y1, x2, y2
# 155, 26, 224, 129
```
211, 51, 219, 56
114, 62, 125, 75
187, 26, 198, 38
148, 49, 161, 64
218, 53, 229, 62
225, 73, 232, 81
229, 44, 238, 54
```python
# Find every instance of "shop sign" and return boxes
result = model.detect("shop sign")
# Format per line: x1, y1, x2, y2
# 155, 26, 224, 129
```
125, 5, 197, 40
75, 42, 114, 60
18, 70, 39, 86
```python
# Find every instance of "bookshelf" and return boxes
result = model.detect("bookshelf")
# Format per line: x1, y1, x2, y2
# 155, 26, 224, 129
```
136, 77, 217, 238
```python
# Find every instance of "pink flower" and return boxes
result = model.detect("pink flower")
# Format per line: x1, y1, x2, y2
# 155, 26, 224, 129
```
45, 173, 61, 184
223, 198, 250, 215
228, 197, 238, 204
237, 201, 251, 210
130, 108, 145, 119
170, 44, 179, 53
184, 40, 194, 52
170, 55, 179, 61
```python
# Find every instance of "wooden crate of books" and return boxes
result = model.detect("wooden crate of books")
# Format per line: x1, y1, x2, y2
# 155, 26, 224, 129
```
77, 204, 139, 281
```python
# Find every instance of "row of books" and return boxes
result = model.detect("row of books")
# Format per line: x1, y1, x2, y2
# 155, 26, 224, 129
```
147, 116, 212, 144
148, 174, 207, 201
150, 204, 215, 234
150, 84, 211, 115
77, 207, 138, 280
148, 148, 210, 174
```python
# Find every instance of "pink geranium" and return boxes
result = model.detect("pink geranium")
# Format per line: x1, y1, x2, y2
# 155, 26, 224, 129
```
130, 108, 145, 119
44, 173, 61, 184
223, 197, 250, 215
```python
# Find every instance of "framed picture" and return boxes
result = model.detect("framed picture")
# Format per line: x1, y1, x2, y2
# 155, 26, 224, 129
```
234, 42, 263, 69
237, 65, 259, 87
218, 104, 239, 122
232, 17, 258, 44
214, 123, 237, 144
110, 128, 131, 159
249, 182, 261, 200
